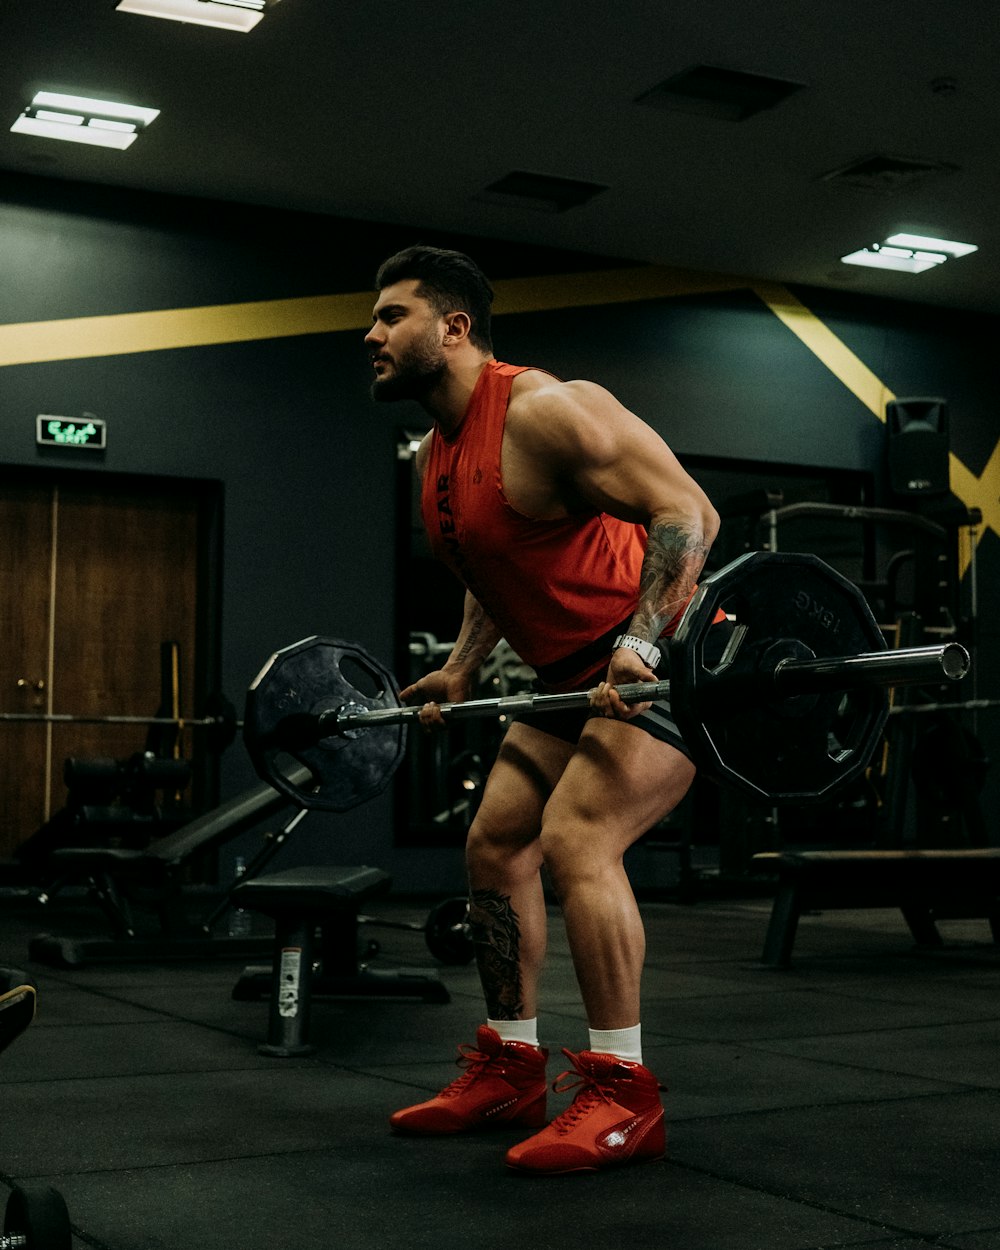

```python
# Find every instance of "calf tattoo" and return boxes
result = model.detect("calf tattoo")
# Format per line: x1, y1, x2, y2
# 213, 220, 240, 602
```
467, 888, 523, 1020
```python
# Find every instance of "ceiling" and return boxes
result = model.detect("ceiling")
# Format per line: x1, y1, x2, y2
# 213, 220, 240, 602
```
2, 0, 998, 315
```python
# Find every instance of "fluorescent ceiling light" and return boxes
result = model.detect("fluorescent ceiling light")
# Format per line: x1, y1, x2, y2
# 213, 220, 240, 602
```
32, 91, 159, 126
842, 248, 944, 274
116, 0, 267, 32
35, 109, 85, 125
842, 233, 978, 275
885, 233, 978, 258
10, 92, 159, 151
11, 116, 138, 149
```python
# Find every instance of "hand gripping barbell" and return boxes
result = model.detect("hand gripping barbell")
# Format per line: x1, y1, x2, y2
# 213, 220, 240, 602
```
242, 551, 970, 810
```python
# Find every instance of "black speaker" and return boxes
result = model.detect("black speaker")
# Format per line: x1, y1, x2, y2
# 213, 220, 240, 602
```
886, 397, 949, 497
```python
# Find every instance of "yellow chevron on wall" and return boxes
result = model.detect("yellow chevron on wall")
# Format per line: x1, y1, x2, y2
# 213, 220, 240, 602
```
753, 283, 996, 576
0, 269, 995, 566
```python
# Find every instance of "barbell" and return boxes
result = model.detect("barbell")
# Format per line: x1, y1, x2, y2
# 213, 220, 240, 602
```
242, 551, 971, 811
0, 692, 239, 754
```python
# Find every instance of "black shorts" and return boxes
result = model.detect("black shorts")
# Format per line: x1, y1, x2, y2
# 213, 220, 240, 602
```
516, 619, 734, 758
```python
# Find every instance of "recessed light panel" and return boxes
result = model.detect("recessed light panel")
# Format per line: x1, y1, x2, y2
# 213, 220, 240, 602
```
116, 0, 267, 32
885, 233, 977, 258
842, 234, 977, 274
10, 92, 159, 150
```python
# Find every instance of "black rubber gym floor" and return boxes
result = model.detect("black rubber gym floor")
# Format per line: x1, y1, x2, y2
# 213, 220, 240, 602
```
1, 889, 999, 1250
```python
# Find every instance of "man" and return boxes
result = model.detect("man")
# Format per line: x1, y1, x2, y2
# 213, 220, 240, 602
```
365, 245, 721, 1176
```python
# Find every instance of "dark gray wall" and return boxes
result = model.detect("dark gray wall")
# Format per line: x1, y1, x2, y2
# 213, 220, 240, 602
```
2, 173, 997, 890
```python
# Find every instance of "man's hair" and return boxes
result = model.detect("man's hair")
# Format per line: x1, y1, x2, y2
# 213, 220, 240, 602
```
375, 246, 494, 353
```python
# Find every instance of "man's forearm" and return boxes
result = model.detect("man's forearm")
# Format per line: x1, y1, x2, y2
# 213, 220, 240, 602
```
445, 592, 503, 673
628, 517, 711, 642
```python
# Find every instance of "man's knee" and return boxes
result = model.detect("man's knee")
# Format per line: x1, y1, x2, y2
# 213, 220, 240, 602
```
465, 812, 541, 881
537, 818, 608, 893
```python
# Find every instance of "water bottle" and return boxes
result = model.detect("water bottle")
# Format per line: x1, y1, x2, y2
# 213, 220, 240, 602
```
228, 855, 252, 938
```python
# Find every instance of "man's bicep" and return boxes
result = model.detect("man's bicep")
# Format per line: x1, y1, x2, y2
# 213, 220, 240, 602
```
562, 390, 712, 526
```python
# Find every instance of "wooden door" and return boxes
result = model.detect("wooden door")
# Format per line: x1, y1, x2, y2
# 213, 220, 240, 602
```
0, 486, 54, 854
0, 477, 202, 859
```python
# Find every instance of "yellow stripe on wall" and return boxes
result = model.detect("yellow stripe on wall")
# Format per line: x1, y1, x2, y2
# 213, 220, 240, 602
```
493, 266, 747, 315
2, 265, 996, 563
0, 292, 375, 367
0, 267, 746, 368
752, 283, 896, 420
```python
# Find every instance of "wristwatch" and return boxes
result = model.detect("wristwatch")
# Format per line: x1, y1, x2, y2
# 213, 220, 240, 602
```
613, 634, 661, 670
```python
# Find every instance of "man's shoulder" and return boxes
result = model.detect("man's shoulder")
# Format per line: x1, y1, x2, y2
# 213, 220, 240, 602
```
507, 373, 616, 425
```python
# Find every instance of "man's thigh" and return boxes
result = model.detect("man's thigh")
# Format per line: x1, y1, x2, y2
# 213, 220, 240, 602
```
543, 718, 696, 856
471, 721, 577, 848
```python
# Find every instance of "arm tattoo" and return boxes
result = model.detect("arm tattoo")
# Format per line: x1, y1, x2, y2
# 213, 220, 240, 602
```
630, 520, 709, 640
467, 887, 523, 1020
453, 604, 491, 666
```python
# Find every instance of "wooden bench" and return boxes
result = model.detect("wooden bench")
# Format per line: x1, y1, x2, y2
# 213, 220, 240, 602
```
751, 849, 1000, 967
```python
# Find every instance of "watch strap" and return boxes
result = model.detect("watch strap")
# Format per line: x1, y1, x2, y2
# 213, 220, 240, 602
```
613, 634, 661, 670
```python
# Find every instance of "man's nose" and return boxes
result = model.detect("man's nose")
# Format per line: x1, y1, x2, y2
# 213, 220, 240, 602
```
364, 324, 382, 346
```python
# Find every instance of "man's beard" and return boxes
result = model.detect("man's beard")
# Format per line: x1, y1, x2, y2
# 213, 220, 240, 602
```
370, 336, 446, 403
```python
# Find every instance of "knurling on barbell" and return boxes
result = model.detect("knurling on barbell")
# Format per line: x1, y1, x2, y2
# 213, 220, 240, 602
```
242, 551, 970, 811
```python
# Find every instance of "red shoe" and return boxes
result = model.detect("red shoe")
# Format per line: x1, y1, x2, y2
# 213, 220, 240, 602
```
390, 1026, 548, 1135
505, 1050, 666, 1175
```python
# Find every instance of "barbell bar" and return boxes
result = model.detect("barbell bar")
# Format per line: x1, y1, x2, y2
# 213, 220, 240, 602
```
0, 713, 229, 727
0, 694, 240, 753
321, 642, 967, 734
243, 551, 973, 810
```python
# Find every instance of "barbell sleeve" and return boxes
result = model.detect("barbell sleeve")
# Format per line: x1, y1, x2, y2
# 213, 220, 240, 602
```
771, 642, 970, 698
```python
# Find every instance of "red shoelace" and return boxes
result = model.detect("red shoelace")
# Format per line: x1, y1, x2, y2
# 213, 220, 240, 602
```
546, 1054, 618, 1135
439, 1040, 494, 1098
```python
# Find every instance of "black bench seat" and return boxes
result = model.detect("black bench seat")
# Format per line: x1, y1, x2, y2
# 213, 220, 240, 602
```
231, 865, 450, 1056
29, 771, 313, 967
751, 848, 1000, 967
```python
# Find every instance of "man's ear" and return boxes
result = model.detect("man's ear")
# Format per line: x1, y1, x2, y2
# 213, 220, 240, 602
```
443, 310, 472, 346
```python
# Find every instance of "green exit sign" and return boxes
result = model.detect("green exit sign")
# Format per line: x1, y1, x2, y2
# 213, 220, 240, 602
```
36, 415, 107, 450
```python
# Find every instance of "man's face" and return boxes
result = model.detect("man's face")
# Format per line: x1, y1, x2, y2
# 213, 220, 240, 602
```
365, 280, 446, 402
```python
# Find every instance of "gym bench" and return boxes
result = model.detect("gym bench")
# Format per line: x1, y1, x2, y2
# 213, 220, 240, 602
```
230, 865, 449, 1056
751, 848, 1000, 967
29, 769, 313, 968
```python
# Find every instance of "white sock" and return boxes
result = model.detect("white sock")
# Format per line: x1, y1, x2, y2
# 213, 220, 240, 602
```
488, 1017, 539, 1047
588, 1024, 642, 1064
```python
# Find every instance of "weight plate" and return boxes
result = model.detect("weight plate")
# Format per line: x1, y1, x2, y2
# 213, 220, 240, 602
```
670, 551, 889, 803
244, 637, 407, 812
424, 897, 475, 965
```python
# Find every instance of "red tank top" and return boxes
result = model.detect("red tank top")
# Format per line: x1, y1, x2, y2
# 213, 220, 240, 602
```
421, 362, 648, 686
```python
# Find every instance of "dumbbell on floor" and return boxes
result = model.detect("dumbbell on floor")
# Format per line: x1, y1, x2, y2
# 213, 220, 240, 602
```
359, 897, 474, 966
